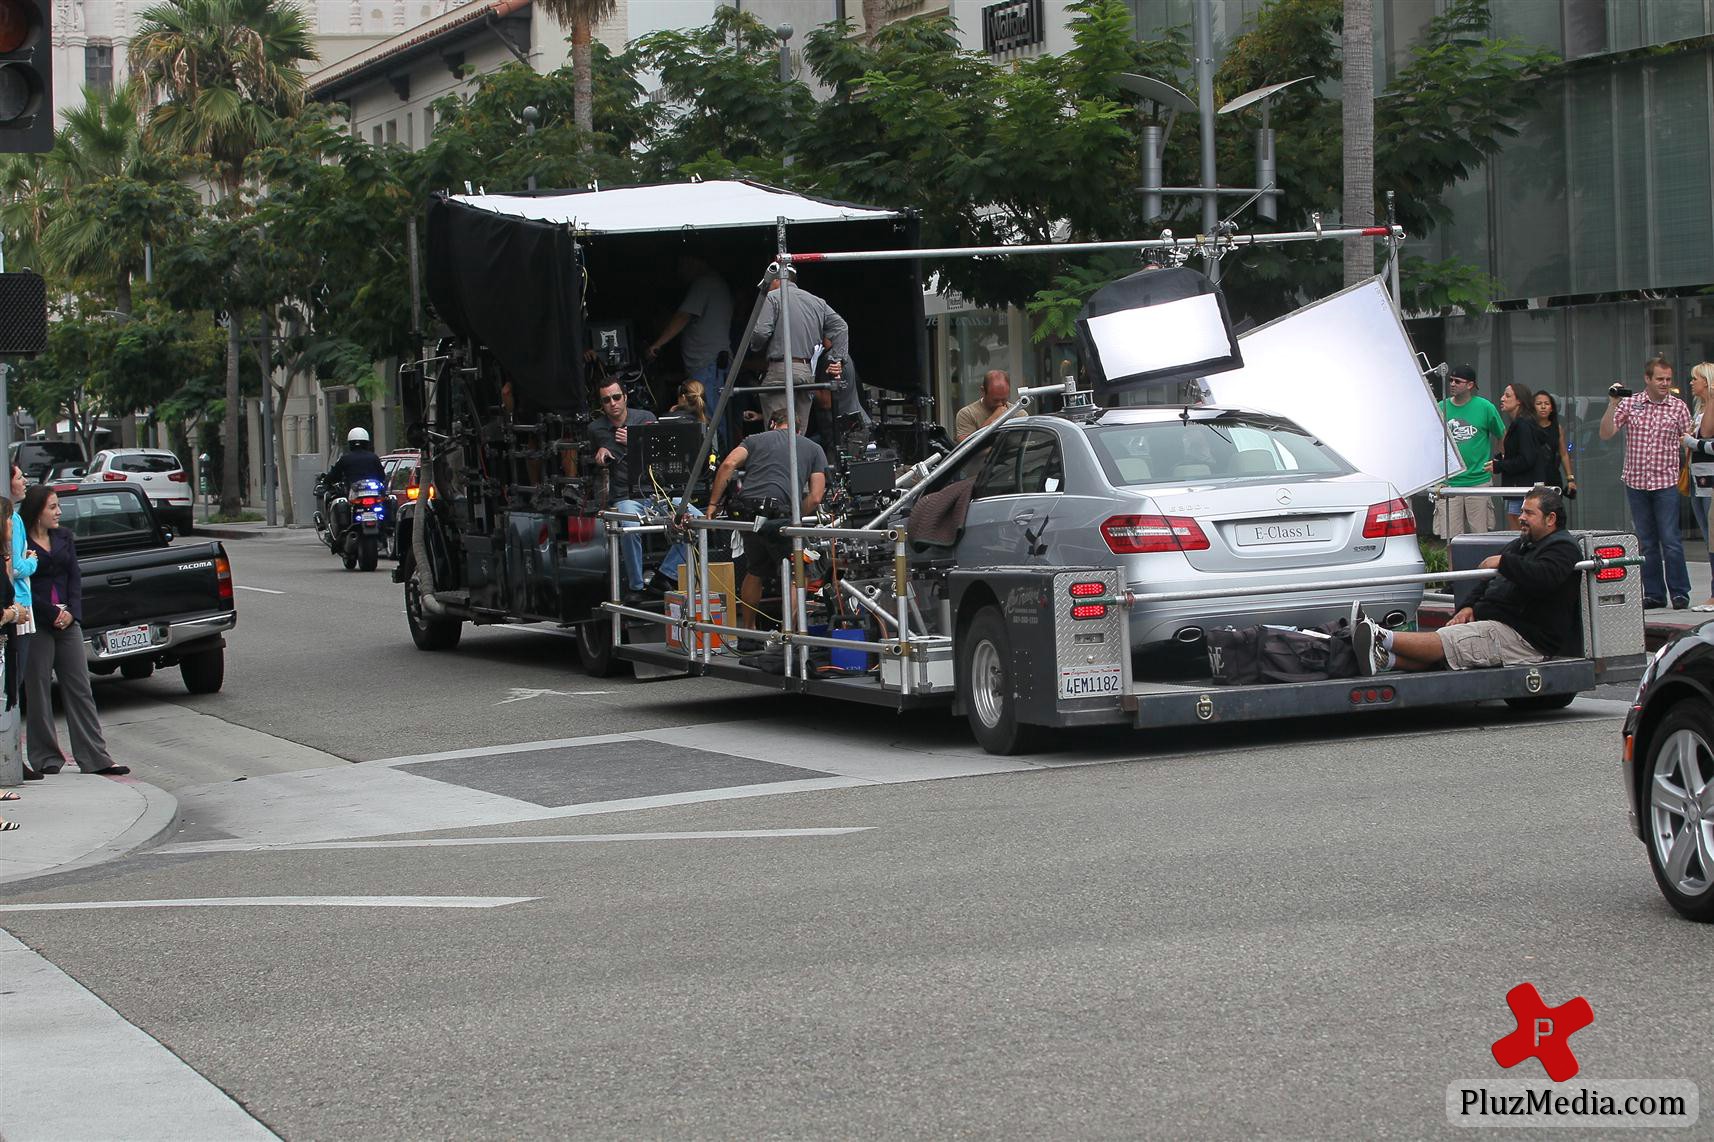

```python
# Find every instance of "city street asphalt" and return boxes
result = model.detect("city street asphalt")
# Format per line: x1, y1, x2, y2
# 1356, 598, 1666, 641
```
1, 527, 1707, 1140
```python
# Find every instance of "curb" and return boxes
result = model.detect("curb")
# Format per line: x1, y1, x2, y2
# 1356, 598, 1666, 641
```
0, 777, 181, 887
192, 525, 289, 541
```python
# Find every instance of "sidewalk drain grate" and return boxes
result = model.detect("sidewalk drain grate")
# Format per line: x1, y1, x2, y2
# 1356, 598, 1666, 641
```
398, 741, 832, 807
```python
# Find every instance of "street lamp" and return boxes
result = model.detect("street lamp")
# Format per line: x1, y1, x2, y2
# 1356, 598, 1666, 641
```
775, 24, 794, 168
522, 104, 540, 192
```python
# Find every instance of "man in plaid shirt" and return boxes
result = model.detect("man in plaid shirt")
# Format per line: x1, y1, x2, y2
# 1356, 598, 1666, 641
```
1601, 355, 1691, 608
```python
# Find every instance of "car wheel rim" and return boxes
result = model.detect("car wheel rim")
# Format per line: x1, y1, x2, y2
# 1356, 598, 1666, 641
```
970, 639, 1004, 729
1650, 727, 1714, 898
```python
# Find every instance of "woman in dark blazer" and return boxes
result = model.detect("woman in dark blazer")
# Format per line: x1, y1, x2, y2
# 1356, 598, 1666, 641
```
20, 485, 126, 777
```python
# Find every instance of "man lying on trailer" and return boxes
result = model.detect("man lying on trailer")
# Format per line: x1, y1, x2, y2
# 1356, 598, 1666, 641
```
1349, 487, 1580, 676
707, 407, 831, 632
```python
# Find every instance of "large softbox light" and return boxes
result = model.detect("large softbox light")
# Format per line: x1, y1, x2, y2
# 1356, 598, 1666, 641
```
1198, 278, 1457, 496
1076, 266, 1242, 396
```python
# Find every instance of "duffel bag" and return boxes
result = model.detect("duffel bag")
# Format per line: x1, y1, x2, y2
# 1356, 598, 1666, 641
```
1206, 625, 1263, 685
1257, 622, 1359, 683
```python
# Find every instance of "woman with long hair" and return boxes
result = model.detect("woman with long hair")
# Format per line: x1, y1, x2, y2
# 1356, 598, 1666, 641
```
1684, 363, 1714, 608
1489, 382, 1542, 529
21, 485, 127, 777
1531, 390, 1575, 499
0, 497, 27, 826
671, 379, 711, 425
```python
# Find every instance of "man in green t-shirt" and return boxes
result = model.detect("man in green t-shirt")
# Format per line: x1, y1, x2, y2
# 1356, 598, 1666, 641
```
1434, 363, 1506, 538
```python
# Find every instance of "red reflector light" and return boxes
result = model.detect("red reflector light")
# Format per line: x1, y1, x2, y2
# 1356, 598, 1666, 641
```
102, 472, 127, 481
1594, 544, 1627, 582
167, 471, 188, 482
1350, 688, 1364, 703
1362, 498, 1416, 539
356, 496, 381, 508
1380, 686, 1395, 701
215, 555, 233, 600
1070, 603, 1107, 620
1069, 581, 1104, 598
567, 515, 597, 544
1101, 514, 1210, 554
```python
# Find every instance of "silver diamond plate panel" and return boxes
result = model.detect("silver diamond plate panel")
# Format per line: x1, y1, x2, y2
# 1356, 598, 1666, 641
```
1578, 529, 1645, 662
1053, 568, 1126, 705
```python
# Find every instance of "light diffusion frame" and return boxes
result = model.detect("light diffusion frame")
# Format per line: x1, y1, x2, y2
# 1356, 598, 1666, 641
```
1198, 278, 1458, 496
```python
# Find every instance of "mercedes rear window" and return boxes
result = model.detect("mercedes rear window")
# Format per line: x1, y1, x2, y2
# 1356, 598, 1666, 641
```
113, 453, 181, 473
1086, 415, 1352, 487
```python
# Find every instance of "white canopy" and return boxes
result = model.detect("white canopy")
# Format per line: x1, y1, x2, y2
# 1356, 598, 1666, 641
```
450, 180, 904, 235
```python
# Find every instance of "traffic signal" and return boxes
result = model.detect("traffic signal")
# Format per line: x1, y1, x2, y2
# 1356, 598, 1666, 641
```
0, 0, 50, 154
0, 272, 48, 354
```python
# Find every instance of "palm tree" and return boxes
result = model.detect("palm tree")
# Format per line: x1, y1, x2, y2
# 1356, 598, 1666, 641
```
1342, 0, 1374, 287
129, 0, 317, 515
33, 80, 187, 314
536, 0, 617, 150
130, 0, 317, 193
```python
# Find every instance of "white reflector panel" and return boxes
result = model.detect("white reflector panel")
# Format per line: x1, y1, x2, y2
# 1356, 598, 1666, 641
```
1085, 293, 1232, 382
1199, 279, 1458, 496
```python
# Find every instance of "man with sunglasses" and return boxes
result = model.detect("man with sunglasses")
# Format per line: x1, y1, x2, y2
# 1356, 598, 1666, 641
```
591, 376, 699, 603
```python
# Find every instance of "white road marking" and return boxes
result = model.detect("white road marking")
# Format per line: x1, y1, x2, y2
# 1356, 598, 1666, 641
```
498, 686, 612, 703
0, 895, 537, 913
0, 930, 280, 1140
234, 584, 284, 594
159, 827, 873, 855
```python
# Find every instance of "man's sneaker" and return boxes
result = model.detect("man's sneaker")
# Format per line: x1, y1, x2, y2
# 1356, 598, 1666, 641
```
1673, 595, 1691, 611
1351, 609, 1387, 677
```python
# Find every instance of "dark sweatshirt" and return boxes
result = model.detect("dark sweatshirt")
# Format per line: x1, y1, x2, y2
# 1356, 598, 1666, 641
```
1463, 526, 1582, 656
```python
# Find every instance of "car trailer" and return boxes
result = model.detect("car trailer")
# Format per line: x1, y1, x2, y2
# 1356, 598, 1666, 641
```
600, 217, 1646, 753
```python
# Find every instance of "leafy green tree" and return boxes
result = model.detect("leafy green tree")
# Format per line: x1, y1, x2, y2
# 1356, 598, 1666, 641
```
131, 0, 318, 514
633, 8, 812, 183
404, 52, 648, 199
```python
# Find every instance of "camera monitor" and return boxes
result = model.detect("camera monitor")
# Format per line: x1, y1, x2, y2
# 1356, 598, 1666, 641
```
629, 418, 705, 497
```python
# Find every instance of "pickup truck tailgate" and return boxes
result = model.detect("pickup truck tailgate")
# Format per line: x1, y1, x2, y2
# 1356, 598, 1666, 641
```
81, 541, 233, 632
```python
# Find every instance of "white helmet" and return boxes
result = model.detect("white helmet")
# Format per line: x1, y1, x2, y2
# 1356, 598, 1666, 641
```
347, 427, 371, 445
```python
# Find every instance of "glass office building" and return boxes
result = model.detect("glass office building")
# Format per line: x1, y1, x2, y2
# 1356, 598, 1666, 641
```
1132, 0, 1714, 532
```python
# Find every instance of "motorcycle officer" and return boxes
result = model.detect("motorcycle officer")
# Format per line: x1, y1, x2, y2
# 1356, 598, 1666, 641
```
325, 427, 386, 489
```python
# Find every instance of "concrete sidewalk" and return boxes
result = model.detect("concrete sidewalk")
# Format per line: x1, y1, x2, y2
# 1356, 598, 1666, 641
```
0, 771, 178, 887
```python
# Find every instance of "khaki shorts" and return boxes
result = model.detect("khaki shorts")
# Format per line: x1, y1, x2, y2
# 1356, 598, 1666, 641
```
1433, 484, 1494, 538
1437, 620, 1546, 670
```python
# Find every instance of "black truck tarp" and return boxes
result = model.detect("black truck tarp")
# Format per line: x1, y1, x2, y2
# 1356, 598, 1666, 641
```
425, 180, 926, 416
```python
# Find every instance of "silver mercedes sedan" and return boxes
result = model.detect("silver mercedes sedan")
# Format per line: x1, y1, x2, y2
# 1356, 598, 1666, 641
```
927, 405, 1424, 660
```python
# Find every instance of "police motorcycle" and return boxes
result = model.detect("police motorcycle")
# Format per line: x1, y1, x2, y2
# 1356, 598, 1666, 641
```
313, 474, 390, 573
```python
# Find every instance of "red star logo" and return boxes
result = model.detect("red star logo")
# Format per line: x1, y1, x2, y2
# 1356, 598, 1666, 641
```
1491, 983, 1593, 1082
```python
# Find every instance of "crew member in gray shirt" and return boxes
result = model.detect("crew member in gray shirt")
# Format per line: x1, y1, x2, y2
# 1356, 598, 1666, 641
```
645, 254, 733, 391
749, 267, 849, 434
708, 407, 830, 630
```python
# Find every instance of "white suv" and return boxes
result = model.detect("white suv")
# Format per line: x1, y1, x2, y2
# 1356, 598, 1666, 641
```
84, 449, 194, 533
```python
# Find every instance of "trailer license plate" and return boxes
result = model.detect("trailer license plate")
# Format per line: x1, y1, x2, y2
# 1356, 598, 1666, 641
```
1060, 665, 1122, 699
106, 625, 152, 654
1234, 518, 1327, 546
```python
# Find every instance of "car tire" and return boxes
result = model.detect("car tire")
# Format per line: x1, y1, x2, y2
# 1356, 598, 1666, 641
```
179, 647, 225, 694
1505, 692, 1577, 711
1643, 702, 1714, 922
957, 606, 1042, 756
119, 659, 154, 681
405, 579, 462, 651
575, 617, 628, 677
357, 533, 379, 572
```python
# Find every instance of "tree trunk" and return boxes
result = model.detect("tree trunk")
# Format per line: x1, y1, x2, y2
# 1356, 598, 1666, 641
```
573, 19, 594, 152
115, 270, 133, 317
1342, 0, 1375, 287
221, 315, 242, 517
273, 378, 294, 525
861, 0, 886, 42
